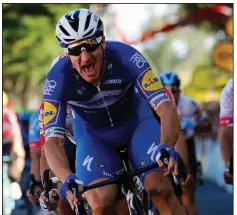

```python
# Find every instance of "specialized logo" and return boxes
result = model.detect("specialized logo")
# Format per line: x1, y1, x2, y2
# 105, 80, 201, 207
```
147, 142, 159, 162
126, 189, 134, 210
82, 155, 94, 172
66, 10, 77, 20
44, 101, 57, 126
130, 52, 147, 68
43, 79, 57, 96
134, 176, 144, 192
141, 70, 163, 91
140, 159, 146, 166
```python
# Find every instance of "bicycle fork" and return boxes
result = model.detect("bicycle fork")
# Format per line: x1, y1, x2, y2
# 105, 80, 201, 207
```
121, 181, 146, 215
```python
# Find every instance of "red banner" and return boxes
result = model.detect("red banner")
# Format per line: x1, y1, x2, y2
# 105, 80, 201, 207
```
118, 5, 231, 45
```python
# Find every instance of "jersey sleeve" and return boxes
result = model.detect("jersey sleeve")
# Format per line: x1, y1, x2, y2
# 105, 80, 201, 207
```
39, 102, 46, 151
120, 43, 170, 110
219, 82, 233, 127
42, 57, 68, 140
29, 111, 40, 149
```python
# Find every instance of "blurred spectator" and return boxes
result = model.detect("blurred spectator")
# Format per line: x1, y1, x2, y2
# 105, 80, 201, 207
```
203, 101, 220, 140
15, 111, 33, 212
3, 91, 25, 215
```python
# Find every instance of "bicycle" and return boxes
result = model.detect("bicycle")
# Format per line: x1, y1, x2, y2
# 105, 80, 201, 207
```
42, 147, 184, 215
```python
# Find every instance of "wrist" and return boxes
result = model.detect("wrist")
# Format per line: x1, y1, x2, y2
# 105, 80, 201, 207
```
160, 143, 172, 148
64, 174, 78, 183
155, 144, 171, 162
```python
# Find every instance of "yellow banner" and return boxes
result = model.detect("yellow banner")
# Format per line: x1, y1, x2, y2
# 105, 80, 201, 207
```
225, 17, 233, 39
212, 41, 233, 72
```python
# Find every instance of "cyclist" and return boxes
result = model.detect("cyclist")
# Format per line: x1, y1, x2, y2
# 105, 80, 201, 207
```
26, 110, 43, 205
3, 91, 25, 214
219, 78, 233, 185
159, 71, 212, 215
39, 103, 131, 214
16, 111, 34, 210
39, 103, 81, 215
42, 8, 186, 215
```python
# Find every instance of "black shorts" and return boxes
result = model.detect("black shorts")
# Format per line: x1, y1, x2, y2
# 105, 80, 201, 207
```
64, 137, 76, 173
186, 136, 197, 179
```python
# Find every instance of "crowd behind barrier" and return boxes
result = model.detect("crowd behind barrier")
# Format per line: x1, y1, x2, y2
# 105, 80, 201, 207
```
196, 100, 233, 193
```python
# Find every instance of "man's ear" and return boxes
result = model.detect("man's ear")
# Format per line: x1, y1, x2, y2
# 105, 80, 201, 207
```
101, 36, 106, 49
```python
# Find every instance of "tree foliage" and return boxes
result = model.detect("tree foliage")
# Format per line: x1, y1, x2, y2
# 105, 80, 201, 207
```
3, 3, 90, 107
3, 3, 233, 108
138, 3, 233, 102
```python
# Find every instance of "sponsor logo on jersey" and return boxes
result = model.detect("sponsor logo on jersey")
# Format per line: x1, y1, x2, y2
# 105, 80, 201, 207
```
97, 164, 106, 168
44, 101, 58, 126
103, 171, 113, 178
68, 83, 132, 109
137, 69, 163, 98
141, 69, 163, 91
43, 79, 57, 96
104, 79, 122, 84
77, 89, 83, 95
150, 91, 169, 109
39, 104, 44, 135
130, 52, 147, 68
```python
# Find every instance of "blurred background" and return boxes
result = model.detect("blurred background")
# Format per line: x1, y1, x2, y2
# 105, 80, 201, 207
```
3, 3, 233, 215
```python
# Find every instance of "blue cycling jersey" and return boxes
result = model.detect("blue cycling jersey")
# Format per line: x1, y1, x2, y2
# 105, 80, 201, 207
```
43, 41, 170, 140
29, 110, 40, 143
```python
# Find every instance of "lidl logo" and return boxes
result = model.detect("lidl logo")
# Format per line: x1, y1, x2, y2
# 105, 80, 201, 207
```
141, 69, 163, 91
44, 101, 57, 126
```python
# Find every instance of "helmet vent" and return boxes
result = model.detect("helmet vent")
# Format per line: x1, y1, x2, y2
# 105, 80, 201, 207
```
83, 28, 94, 38
69, 21, 79, 33
97, 20, 103, 30
84, 13, 92, 31
64, 38, 75, 42
59, 25, 70, 36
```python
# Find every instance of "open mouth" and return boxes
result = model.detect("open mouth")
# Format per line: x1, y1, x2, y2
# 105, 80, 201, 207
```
82, 63, 96, 76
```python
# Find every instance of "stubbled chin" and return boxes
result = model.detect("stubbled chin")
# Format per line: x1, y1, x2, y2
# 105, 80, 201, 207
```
83, 69, 100, 84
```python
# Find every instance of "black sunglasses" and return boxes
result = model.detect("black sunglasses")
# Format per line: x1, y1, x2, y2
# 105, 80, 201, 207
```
67, 36, 102, 56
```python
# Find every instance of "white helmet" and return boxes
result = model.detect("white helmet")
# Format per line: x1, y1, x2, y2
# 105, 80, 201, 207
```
56, 8, 104, 48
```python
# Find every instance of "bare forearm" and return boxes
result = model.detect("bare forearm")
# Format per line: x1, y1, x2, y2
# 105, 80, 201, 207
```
30, 148, 41, 180
40, 151, 55, 178
157, 102, 180, 147
44, 138, 72, 182
174, 132, 189, 171
220, 127, 233, 167
10, 156, 25, 181
10, 132, 25, 181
